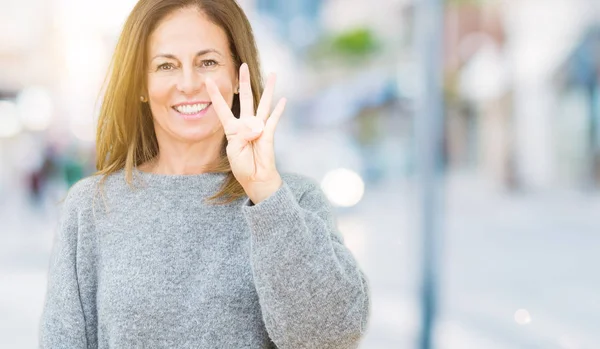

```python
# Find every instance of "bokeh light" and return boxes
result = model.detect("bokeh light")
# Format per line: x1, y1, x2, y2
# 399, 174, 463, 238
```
321, 168, 365, 207
514, 309, 532, 325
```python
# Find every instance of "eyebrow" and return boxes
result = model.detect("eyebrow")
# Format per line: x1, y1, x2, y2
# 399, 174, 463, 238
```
151, 49, 222, 61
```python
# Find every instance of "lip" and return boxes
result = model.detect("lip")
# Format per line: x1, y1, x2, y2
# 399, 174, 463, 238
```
172, 101, 212, 120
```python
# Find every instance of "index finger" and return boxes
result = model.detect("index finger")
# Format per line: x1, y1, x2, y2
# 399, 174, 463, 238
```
205, 77, 235, 128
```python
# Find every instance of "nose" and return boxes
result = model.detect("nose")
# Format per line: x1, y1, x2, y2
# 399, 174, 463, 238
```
176, 66, 203, 95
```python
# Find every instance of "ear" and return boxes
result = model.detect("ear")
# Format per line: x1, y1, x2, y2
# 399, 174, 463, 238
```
140, 87, 149, 101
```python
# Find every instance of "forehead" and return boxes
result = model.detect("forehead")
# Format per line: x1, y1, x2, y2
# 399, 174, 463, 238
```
148, 7, 230, 56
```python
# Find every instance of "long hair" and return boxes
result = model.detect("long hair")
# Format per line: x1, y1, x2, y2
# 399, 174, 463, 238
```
96, 0, 263, 204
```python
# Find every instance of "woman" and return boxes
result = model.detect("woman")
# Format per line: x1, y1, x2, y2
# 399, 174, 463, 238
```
39, 0, 370, 348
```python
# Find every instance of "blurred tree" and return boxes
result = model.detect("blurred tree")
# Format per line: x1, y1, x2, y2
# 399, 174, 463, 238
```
331, 28, 378, 56
307, 27, 381, 67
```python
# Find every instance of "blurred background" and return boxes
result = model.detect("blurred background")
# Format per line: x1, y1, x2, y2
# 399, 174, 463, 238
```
1, 0, 599, 348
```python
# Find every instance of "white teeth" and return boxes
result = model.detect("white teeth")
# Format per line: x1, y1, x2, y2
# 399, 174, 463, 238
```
175, 103, 210, 114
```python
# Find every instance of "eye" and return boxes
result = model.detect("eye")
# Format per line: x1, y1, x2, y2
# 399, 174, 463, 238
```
157, 63, 175, 71
201, 60, 217, 68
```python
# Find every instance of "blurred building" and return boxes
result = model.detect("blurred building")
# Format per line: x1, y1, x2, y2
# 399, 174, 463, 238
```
554, 26, 600, 188
443, 0, 600, 191
443, 1, 513, 188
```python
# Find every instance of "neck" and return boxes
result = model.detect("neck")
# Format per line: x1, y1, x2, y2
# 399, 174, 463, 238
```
142, 137, 224, 175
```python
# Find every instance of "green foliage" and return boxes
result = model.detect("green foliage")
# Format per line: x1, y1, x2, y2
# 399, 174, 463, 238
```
331, 28, 378, 56
307, 27, 380, 66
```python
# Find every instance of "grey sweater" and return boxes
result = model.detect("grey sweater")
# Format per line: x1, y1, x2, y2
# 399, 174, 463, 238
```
39, 169, 370, 348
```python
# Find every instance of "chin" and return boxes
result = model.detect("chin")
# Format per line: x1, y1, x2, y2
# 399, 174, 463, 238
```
172, 128, 215, 143
153, 109, 224, 143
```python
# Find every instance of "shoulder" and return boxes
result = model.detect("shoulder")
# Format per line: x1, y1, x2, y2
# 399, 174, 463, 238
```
53, 175, 103, 233
61, 174, 103, 213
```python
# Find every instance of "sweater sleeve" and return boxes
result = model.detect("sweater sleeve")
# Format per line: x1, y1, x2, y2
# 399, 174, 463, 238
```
242, 176, 371, 349
39, 182, 91, 348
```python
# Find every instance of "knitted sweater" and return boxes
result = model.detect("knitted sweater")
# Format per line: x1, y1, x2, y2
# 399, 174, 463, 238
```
39, 169, 370, 348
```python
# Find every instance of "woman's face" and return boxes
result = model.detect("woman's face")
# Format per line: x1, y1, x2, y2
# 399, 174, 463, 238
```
146, 7, 238, 145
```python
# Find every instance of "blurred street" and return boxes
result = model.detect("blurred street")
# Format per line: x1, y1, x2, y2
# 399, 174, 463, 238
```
2, 0, 600, 347
2, 170, 599, 349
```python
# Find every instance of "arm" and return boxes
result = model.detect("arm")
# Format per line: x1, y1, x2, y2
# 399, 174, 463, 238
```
242, 176, 371, 349
39, 183, 91, 348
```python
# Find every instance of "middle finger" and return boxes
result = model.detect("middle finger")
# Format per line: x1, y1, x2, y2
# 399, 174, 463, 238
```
239, 63, 254, 118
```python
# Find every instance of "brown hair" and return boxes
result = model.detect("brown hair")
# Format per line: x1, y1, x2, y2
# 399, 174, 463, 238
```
95, 0, 263, 204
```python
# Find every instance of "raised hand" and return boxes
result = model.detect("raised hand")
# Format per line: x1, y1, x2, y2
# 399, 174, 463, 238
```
205, 63, 286, 204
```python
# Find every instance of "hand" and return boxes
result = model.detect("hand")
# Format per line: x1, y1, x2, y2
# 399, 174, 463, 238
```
206, 63, 286, 204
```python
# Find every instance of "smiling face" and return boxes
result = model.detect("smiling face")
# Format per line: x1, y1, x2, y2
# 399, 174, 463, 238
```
146, 6, 238, 146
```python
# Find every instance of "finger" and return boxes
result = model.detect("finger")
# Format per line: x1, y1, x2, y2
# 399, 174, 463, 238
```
256, 73, 276, 123
239, 63, 254, 118
205, 77, 235, 128
264, 97, 286, 136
